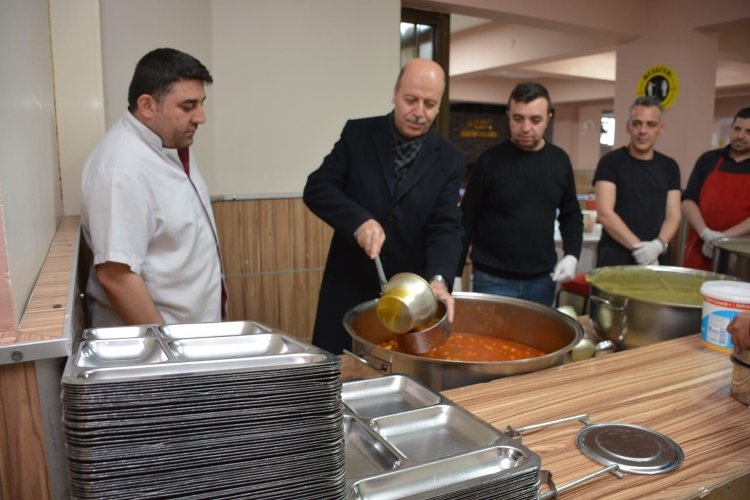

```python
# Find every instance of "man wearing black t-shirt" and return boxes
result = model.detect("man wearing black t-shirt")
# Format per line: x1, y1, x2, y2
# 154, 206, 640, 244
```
593, 96, 681, 266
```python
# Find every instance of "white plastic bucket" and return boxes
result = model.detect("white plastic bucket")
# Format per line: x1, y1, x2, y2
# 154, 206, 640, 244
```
700, 280, 750, 352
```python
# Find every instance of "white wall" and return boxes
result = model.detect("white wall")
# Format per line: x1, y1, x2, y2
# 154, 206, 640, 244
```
50, 0, 106, 217
98, 0, 400, 196
100, 0, 214, 182
211, 0, 400, 195
0, 0, 62, 324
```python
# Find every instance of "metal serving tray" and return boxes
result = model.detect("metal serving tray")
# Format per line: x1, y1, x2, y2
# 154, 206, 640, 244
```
157, 320, 274, 339
75, 338, 168, 367
370, 404, 502, 462
342, 374, 541, 499
168, 334, 308, 360
343, 414, 400, 479
64, 322, 337, 384
81, 325, 159, 340
350, 444, 535, 500
341, 374, 441, 418
81, 320, 274, 340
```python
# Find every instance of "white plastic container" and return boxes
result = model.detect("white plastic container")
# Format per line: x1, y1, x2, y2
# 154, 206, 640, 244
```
700, 281, 750, 352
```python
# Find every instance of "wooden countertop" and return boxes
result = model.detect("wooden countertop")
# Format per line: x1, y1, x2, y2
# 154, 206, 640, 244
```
437, 335, 750, 499
0, 215, 80, 364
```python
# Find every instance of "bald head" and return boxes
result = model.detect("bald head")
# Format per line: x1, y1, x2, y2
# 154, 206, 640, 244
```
395, 58, 446, 93
392, 58, 445, 139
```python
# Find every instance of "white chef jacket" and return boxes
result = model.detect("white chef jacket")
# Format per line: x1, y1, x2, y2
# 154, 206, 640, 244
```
81, 111, 222, 327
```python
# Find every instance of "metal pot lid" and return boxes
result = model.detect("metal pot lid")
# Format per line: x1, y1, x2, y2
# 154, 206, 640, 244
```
576, 423, 684, 474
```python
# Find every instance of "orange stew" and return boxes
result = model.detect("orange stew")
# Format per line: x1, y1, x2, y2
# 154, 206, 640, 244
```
379, 332, 546, 362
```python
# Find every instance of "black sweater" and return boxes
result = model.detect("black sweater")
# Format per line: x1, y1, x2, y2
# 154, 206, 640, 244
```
460, 140, 582, 279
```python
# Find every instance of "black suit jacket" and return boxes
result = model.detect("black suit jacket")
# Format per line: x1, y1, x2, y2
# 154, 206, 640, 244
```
303, 114, 465, 354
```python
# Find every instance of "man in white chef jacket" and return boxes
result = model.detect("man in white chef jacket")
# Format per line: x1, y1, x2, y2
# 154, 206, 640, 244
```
81, 48, 225, 327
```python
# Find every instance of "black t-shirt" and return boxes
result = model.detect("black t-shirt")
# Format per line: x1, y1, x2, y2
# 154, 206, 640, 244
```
593, 147, 681, 266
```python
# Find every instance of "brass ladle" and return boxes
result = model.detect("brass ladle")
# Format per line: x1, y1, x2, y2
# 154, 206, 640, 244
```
374, 256, 449, 354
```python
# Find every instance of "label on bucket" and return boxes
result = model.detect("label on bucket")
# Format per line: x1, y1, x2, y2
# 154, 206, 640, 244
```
700, 281, 750, 353
702, 310, 734, 352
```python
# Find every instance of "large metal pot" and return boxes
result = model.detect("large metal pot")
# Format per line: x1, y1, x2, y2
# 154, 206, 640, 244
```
587, 265, 738, 351
713, 237, 750, 281
343, 292, 582, 391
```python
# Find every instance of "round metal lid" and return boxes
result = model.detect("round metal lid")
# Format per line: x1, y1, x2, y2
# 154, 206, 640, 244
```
576, 423, 684, 474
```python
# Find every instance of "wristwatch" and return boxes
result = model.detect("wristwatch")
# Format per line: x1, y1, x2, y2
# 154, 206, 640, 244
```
429, 274, 446, 285
658, 238, 669, 255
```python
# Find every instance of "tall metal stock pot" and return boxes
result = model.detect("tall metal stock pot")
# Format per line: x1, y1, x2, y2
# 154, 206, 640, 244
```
713, 237, 750, 281
343, 292, 582, 391
587, 265, 738, 351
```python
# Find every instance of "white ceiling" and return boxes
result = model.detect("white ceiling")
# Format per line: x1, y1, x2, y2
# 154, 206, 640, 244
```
449, 13, 750, 95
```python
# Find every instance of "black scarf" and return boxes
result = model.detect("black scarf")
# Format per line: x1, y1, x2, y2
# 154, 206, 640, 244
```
390, 116, 428, 189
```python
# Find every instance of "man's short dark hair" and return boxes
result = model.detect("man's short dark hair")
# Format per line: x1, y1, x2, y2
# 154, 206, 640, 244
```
734, 107, 750, 122
127, 48, 213, 112
508, 82, 552, 114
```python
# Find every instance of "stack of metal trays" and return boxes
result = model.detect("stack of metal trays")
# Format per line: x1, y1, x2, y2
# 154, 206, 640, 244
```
61, 321, 345, 499
342, 374, 541, 499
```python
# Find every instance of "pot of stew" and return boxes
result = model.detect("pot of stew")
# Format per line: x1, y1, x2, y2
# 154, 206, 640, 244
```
343, 292, 582, 391
587, 265, 738, 351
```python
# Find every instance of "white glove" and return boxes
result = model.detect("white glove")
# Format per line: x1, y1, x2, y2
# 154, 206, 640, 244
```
700, 228, 725, 244
552, 255, 577, 282
632, 239, 663, 265
700, 228, 725, 258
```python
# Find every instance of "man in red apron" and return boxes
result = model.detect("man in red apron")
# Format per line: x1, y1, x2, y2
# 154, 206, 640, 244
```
682, 107, 750, 270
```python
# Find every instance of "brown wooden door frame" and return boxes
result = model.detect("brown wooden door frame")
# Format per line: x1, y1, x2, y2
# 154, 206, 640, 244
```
401, 7, 451, 138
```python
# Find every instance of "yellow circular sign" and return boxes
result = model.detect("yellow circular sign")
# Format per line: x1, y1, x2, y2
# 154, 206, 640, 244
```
637, 65, 679, 109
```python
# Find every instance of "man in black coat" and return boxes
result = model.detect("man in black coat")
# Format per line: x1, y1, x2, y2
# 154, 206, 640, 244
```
303, 58, 465, 354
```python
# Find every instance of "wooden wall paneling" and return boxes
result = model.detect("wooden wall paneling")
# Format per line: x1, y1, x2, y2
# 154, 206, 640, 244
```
212, 198, 332, 343
286, 268, 323, 343
224, 276, 249, 322
0, 362, 52, 500
241, 274, 263, 324
267, 272, 294, 336
212, 200, 261, 276
238, 200, 262, 275
258, 198, 292, 272
240, 273, 273, 330
300, 199, 333, 269
210, 201, 233, 271
228, 272, 302, 341
293, 198, 310, 269
295, 200, 331, 342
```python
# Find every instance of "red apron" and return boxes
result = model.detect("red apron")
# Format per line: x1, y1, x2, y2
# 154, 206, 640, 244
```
683, 156, 750, 270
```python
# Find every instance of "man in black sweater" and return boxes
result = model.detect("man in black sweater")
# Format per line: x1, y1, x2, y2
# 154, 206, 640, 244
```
460, 82, 582, 306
